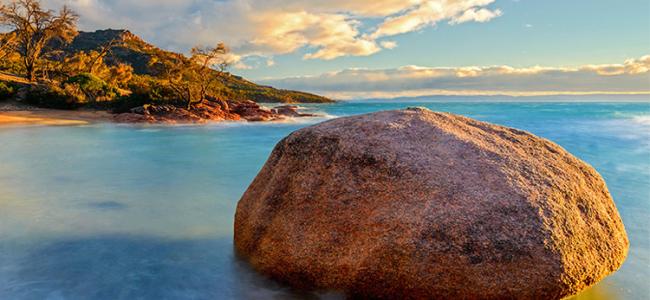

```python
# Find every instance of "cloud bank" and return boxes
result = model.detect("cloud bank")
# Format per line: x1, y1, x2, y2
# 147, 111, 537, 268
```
41, 0, 501, 62
260, 55, 650, 99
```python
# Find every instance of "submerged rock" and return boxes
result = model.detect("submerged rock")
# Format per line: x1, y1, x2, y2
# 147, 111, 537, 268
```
234, 108, 629, 299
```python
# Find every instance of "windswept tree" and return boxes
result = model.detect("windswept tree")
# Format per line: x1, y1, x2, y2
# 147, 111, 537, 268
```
191, 42, 232, 74
153, 42, 233, 110
152, 54, 195, 108
0, 0, 78, 81
188, 42, 233, 108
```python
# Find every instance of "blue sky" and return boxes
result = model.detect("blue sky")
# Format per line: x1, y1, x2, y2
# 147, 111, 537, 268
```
42, 0, 650, 98
238, 0, 650, 79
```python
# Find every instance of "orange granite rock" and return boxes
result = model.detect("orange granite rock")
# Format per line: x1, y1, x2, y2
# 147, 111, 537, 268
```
234, 108, 629, 299
114, 101, 242, 124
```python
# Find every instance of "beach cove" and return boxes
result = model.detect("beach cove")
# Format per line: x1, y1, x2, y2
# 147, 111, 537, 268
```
0, 101, 649, 299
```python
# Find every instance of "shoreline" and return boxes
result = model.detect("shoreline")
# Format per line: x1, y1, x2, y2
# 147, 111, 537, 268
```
0, 103, 326, 127
0, 98, 325, 127
0, 109, 115, 126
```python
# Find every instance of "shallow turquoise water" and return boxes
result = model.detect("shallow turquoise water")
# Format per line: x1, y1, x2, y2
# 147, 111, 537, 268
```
0, 101, 648, 299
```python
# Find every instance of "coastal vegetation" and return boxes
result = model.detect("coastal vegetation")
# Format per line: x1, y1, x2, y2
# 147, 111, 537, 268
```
0, 0, 331, 115
0, 81, 15, 100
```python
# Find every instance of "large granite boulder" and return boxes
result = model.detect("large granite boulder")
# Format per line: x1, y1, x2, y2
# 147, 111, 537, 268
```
234, 108, 629, 299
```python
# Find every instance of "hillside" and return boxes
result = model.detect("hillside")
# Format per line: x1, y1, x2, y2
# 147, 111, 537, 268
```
64, 29, 333, 104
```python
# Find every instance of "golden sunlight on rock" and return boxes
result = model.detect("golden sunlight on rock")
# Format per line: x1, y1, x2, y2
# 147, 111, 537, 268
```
235, 108, 629, 299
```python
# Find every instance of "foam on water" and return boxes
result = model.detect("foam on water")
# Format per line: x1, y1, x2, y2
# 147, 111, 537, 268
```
631, 115, 650, 125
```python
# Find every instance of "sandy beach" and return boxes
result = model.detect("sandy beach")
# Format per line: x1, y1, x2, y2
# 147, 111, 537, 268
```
0, 109, 113, 126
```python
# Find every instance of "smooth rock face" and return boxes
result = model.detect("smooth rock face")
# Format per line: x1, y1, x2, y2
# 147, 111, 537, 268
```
234, 108, 629, 299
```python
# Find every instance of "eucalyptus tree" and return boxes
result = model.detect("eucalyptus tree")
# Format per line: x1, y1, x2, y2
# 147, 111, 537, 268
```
0, 0, 78, 81
189, 42, 232, 108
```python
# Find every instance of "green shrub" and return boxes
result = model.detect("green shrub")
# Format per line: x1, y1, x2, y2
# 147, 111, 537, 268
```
24, 84, 86, 109
0, 57, 25, 75
110, 75, 182, 113
65, 73, 117, 101
0, 81, 16, 101
111, 92, 155, 113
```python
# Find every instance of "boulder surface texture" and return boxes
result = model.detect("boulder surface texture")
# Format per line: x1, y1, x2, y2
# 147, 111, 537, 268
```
234, 108, 629, 299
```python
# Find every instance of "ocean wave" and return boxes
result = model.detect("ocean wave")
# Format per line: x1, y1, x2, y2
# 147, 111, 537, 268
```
631, 115, 650, 126
612, 111, 650, 122
194, 113, 340, 129
595, 114, 650, 151
266, 113, 339, 125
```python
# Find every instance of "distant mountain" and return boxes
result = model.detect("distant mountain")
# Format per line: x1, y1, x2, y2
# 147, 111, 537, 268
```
65, 29, 333, 103
352, 94, 650, 102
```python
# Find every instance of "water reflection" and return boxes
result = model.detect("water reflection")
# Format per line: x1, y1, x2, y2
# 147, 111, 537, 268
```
0, 235, 342, 300
569, 284, 620, 300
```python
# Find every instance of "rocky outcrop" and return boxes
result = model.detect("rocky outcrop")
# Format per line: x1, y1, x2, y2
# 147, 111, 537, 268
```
230, 100, 281, 122
114, 101, 240, 124
234, 108, 629, 299
271, 105, 318, 117
113, 100, 320, 124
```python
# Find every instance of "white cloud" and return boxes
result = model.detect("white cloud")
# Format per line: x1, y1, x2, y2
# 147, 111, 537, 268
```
371, 0, 501, 38
380, 41, 399, 49
253, 0, 424, 17
449, 7, 502, 24
39, 0, 501, 63
260, 55, 650, 99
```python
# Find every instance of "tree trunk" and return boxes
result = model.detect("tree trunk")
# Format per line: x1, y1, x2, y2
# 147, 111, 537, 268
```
186, 87, 193, 110
26, 64, 36, 82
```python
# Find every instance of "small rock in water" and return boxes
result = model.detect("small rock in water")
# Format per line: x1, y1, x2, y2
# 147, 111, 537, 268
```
272, 105, 318, 118
234, 108, 629, 299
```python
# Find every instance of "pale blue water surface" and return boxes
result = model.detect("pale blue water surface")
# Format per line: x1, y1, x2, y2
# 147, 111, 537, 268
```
0, 101, 649, 299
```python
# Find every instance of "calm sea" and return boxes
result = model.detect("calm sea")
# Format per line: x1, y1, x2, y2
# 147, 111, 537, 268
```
1, 101, 648, 299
